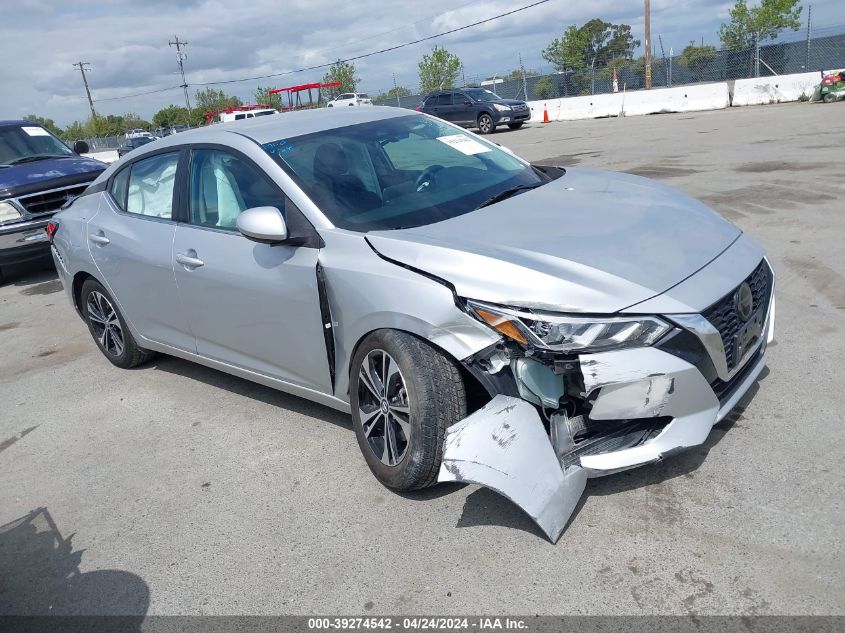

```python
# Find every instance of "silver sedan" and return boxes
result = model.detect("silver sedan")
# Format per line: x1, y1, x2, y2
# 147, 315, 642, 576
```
49, 107, 774, 541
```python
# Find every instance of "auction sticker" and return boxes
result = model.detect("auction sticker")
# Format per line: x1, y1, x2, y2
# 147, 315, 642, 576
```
436, 134, 491, 155
22, 126, 51, 136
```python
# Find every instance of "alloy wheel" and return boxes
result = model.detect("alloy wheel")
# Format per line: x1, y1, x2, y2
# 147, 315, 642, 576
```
478, 114, 493, 134
86, 291, 125, 357
357, 349, 411, 466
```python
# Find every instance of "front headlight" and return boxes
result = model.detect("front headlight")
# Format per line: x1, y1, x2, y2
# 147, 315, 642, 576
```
467, 300, 671, 353
0, 201, 22, 224
492, 103, 511, 112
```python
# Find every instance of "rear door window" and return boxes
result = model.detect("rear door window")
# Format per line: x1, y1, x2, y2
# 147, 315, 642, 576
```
125, 152, 179, 219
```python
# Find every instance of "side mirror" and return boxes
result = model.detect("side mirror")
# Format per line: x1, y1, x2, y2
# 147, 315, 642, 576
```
73, 140, 89, 154
237, 206, 288, 244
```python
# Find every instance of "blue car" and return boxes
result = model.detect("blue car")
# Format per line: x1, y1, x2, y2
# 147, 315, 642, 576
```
0, 120, 106, 282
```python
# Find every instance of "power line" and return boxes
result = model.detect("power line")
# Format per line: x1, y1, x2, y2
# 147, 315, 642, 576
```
93, 85, 182, 103
292, 0, 487, 66
190, 0, 551, 87
72, 62, 96, 119
82, 0, 550, 105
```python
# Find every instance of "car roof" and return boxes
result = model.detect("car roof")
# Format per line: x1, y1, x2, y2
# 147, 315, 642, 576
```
0, 120, 37, 127
144, 105, 412, 147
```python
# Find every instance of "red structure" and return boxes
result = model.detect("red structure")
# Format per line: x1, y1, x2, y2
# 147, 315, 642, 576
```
269, 81, 341, 110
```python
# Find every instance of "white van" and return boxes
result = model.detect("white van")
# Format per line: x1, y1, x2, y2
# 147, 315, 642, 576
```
219, 108, 278, 123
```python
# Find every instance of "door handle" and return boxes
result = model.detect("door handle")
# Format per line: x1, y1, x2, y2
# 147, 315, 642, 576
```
89, 232, 110, 245
176, 252, 204, 269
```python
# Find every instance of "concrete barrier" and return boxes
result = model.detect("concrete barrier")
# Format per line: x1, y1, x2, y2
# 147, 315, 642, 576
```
83, 150, 119, 164
528, 93, 623, 122
528, 82, 729, 123
732, 72, 820, 106
622, 83, 730, 116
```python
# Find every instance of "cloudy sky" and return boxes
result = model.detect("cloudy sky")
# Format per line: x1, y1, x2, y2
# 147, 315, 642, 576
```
1, 0, 838, 126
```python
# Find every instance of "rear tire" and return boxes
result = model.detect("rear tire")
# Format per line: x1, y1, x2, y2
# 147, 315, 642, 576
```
823, 93, 836, 103
80, 279, 155, 369
350, 330, 466, 491
477, 113, 495, 135
507, 122, 524, 130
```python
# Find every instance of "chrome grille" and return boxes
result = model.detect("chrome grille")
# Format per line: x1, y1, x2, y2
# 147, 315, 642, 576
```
702, 260, 772, 372
17, 184, 89, 216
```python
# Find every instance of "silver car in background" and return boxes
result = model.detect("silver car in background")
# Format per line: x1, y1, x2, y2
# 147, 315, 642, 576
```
49, 107, 774, 541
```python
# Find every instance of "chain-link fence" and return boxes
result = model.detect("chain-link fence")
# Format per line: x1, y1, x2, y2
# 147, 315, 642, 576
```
78, 135, 124, 150
373, 31, 845, 108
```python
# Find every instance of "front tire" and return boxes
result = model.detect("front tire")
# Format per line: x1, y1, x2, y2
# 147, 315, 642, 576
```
350, 330, 466, 491
81, 279, 155, 369
477, 113, 495, 135
507, 122, 524, 130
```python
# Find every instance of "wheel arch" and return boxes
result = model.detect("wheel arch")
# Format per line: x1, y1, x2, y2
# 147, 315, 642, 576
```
346, 325, 492, 415
71, 270, 98, 317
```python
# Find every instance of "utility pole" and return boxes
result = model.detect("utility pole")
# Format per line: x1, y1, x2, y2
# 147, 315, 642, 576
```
392, 73, 400, 107
519, 52, 529, 100
644, 0, 653, 89
805, 5, 812, 70
73, 62, 96, 120
169, 36, 192, 116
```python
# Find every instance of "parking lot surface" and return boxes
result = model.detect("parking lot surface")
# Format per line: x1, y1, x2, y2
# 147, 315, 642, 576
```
1, 103, 843, 616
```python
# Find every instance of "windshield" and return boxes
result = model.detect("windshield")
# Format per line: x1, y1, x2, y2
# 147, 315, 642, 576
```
262, 114, 548, 231
0, 125, 73, 166
464, 89, 503, 102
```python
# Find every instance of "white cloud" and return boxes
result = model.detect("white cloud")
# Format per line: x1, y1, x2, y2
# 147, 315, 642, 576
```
0, 0, 836, 126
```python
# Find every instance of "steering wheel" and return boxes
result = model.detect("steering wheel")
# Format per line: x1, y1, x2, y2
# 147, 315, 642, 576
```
415, 165, 444, 193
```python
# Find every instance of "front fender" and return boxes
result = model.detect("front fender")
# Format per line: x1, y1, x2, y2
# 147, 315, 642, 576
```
317, 231, 500, 401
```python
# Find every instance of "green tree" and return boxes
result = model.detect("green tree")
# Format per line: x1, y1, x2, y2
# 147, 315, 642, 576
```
23, 114, 62, 137
194, 88, 242, 119
62, 120, 87, 141
719, 0, 803, 50
677, 44, 718, 81
152, 105, 191, 129
533, 76, 556, 99
542, 19, 638, 94
321, 60, 360, 99
542, 19, 639, 72
254, 85, 283, 109
418, 46, 462, 93
376, 86, 412, 103
504, 68, 539, 81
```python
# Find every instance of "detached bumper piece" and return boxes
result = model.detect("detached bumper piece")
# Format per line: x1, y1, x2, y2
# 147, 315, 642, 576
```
438, 396, 587, 543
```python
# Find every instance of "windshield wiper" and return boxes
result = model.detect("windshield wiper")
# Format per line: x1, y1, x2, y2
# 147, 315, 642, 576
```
474, 183, 542, 210
6, 154, 70, 166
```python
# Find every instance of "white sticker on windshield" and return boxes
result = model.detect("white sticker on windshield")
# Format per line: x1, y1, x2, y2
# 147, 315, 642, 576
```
436, 134, 492, 156
22, 126, 51, 136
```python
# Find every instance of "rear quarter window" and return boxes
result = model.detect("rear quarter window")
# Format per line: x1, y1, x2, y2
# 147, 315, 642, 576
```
109, 167, 130, 211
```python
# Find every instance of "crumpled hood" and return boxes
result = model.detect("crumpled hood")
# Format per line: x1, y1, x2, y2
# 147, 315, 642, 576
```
0, 156, 106, 198
367, 168, 741, 313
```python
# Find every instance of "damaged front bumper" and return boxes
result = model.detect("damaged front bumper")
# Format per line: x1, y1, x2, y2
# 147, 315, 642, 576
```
438, 280, 774, 542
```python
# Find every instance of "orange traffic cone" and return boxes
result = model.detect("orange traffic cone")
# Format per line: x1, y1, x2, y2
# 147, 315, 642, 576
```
543, 103, 550, 124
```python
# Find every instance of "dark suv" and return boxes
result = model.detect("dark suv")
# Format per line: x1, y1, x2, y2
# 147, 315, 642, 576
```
417, 88, 530, 134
